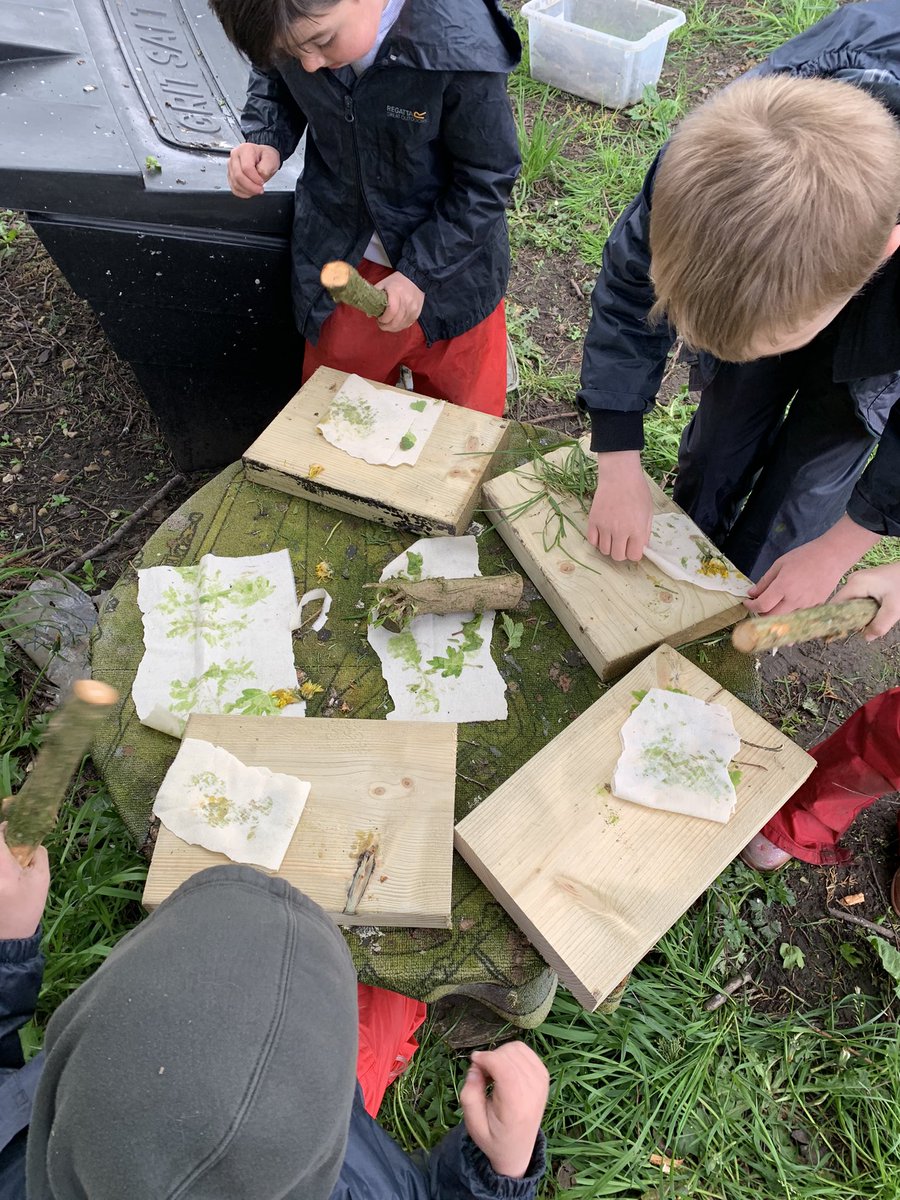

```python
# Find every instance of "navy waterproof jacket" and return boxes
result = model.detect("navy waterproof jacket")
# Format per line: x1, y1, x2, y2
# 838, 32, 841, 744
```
0, 938, 545, 1200
240, 0, 521, 347
578, 0, 900, 539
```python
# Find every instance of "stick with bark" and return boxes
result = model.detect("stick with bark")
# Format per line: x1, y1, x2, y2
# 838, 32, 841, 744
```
365, 573, 524, 632
731, 597, 879, 654
321, 261, 388, 319
4, 679, 118, 866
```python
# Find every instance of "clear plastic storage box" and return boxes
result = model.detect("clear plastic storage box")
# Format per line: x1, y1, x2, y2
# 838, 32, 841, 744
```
521, 0, 686, 108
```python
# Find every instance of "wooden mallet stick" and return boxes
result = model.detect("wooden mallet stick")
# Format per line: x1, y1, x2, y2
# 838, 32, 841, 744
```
731, 597, 879, 654
365, 573, 523, 632
321, 261, 388, 319
4, 679, 118, 866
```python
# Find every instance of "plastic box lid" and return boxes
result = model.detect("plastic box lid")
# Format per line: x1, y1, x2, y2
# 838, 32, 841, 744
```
0, 0, 299, 229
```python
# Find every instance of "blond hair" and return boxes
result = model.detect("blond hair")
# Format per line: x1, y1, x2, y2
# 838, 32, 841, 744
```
648, 74, 900, 361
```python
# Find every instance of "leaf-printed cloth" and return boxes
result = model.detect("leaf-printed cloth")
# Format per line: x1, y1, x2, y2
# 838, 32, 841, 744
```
153, 738, 311, 869
644, 513, 752, 597
367, 536, 508, 722
133, 550, 305, 737
612, 688, 741, 823
317, 374, 444, 467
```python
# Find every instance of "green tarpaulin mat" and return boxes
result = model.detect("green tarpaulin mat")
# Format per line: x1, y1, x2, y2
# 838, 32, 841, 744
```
92, 459, 757, 1026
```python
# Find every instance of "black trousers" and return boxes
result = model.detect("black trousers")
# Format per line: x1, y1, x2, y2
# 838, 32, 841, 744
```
672, 342, 877, 580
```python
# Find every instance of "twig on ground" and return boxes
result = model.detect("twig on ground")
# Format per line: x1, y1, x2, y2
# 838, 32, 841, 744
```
826, 906, 900, 943
704, 971, 754, 1012
527, 411, 581, 426
58, 474, 185, 575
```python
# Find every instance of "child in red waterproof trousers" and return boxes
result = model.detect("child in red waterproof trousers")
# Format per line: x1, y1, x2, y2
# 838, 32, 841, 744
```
212, 0, 521, 417
741, 561, 900, 897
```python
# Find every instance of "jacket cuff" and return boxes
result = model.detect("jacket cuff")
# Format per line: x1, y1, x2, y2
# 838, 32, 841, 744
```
242, 131, 286, 162
393, 254, 432, 294
586, 409, 645, 453
460, 1130, 546, 1198
0, 929, 42, 964
846, 488, 900, 538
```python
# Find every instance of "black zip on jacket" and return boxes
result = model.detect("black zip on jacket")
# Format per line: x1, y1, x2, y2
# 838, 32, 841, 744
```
240, 0, 521, 347
577, 0, 900, 539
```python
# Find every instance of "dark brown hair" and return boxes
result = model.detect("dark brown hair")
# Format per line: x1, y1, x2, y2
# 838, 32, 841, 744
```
208, 0, 339, 67
648, 74, 900, 361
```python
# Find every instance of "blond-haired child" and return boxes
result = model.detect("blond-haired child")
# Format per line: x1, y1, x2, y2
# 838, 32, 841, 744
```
578, 1, 900, 616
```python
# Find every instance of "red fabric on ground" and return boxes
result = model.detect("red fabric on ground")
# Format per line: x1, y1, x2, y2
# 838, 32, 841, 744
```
356, 982, 427, 1118
303, 259, 508, 416
762, 688, 900, 864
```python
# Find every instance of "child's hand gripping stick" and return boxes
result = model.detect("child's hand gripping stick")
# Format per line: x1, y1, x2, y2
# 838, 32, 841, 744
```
731, 597, 880, 653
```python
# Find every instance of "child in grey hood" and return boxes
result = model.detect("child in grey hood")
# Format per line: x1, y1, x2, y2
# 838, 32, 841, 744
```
0, 850, 548, 1199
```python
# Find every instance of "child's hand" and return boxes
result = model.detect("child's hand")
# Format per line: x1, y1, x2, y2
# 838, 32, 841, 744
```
460, 1041, 549, 1179
587, 452, 653, 562
227, 143, 282, 198
833, 563, 900, 639
0, 821, 50, 941
746, 517, 881, 616
375, 272, 425, 333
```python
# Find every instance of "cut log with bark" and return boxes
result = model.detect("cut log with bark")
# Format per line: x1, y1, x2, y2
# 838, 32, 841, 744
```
321, 261, 388, 318
366, 573, 524, 631
4, 679, 118, 866
732, 597, 879, 654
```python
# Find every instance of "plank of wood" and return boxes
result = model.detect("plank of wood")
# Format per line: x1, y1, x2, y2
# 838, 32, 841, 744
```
482, 445, 746, 680
455, 645, 815, 1011
143, 715, 457, 927
243, 367, 510, 536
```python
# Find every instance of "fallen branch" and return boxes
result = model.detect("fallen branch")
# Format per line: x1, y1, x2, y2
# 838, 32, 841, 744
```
826, 906, 900, 944
4, 679, 118, 865
321, 261, 388, 318
365, 573, 523, 632
732, 598, 878, 653
59, 474, 185, 575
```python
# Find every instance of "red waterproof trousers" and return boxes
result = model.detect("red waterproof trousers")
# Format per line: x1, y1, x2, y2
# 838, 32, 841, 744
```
762, 688, 900, 864
302, 260, 508, 416
356, 982, 427, 1118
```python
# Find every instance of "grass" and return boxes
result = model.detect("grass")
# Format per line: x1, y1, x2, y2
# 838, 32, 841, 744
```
0, 571, 147, 1054
382, 864, 900, 1199
729, 0, 838, 55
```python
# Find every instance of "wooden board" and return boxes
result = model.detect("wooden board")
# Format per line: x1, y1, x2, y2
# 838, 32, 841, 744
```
143, 715, 458, 927
482, 444, 746, 680
455, 645, 815, 1011
243, 367, 510, 536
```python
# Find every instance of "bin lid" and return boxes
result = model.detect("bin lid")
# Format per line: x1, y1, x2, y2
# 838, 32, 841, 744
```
0, 0, 299, 230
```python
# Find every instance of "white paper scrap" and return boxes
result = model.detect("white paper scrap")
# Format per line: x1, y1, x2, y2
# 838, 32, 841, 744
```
612, 688, 741, 823
153, 738, 311, 870
367, 536, 507, 723
298, 587, 332, 632
317, 374, 444, 467
133, 550, 305, 738
644, 513, 752, 597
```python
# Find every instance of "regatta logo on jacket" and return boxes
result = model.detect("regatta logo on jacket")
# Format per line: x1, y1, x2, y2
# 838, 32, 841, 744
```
386, 104, 428, 122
